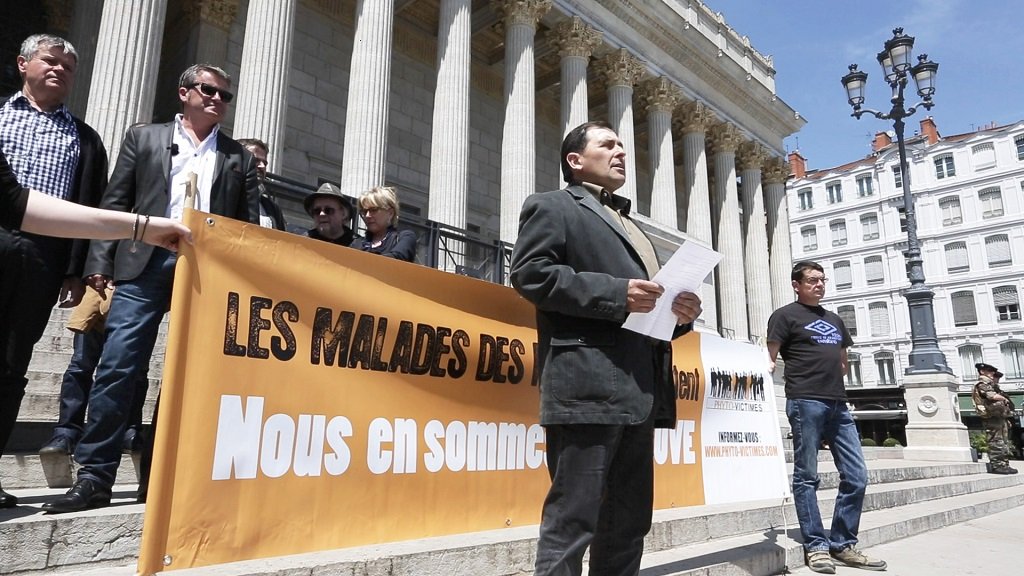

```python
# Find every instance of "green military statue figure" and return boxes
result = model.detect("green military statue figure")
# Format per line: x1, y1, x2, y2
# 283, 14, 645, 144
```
972, 362, 1018, 475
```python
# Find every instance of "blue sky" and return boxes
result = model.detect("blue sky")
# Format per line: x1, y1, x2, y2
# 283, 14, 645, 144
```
707, 0, 1024, 171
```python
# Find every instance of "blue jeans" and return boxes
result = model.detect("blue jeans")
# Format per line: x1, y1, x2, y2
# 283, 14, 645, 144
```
786, 398, 867, 552
74, 249, 176, 489
51, 329, 148, 445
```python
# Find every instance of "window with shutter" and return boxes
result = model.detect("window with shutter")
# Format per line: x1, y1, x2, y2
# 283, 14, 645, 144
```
986, 235, 1011, 267
1016, 135, 1024, 161
951, 291, 978, 326
939, 196, 962, 225
934, 155, 956, 179
979, 188, 1004, 218
869, 302, 889, 336
801, 226, 817, 251
846, 353, 863, 387
958, 345, 982, 381
864, 256, 884, 284
860, 213, 879, 240
833, 262, 852, 289
1000, 341, 1024, 378
830, 220, 847, 246
856, 176, 873, 197
944, 241, 969, 272
972, 143, 996, 169
837, 305, 857, 335
993, 286, 1020, 321
874, 351, 896, 385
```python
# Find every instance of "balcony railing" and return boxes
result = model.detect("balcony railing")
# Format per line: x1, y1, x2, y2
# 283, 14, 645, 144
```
264, 174, 514, 286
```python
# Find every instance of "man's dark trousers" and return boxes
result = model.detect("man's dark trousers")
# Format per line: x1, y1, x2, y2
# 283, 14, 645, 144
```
534, 420, 655, 576
0, 230, 70, 454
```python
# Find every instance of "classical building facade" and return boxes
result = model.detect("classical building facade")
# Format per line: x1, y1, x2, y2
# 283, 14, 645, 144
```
6, 0, 804, 340
787, 118, 1024, 436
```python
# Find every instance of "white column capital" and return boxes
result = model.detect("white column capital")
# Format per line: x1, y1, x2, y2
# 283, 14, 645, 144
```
638, 76, 681, 115
673, 100, 716, 135
708, 122, 742, 154
737, 141, 768, 171
492, 0, 552, 30
762, 157, 790, 185
550, 16, 602, 59
184, 0, 240, 30
597, 49, 645, 88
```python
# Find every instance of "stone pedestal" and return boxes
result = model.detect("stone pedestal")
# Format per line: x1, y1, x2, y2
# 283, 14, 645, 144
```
902, 371, 973, 462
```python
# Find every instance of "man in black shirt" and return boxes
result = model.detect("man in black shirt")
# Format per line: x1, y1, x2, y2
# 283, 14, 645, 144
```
767, 261, 885, 574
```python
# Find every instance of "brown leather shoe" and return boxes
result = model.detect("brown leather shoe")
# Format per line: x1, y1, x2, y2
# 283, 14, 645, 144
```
42, 479, 111, 513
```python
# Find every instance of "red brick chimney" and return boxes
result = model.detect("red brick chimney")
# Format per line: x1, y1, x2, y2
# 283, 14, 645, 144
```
788, 150, 807, 179
919, 116, 939, 144
872, 131, 892, 151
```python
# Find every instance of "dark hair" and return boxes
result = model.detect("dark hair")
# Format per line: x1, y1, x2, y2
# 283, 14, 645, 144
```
791, 261, 824, 282
237, 138, 269, 154
560, 120, 615, 183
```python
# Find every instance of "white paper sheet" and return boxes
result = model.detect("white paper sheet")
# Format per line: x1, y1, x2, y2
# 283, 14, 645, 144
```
622, 241, 722, 341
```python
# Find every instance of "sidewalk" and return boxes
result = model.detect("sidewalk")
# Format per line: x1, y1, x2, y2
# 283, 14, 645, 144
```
785, 503, 1024, 575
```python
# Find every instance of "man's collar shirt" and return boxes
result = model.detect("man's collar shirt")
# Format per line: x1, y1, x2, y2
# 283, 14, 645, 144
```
0, 92, 79, 199
167, 113, 219, 220
579, 181, 659, 279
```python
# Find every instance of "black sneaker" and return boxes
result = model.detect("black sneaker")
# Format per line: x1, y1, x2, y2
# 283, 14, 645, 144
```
39, 436, 74, 455
990, 464, 1019, 475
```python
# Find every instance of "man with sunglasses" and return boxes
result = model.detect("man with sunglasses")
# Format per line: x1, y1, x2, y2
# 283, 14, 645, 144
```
42, 64, 259, 513
304, 182, 354, 247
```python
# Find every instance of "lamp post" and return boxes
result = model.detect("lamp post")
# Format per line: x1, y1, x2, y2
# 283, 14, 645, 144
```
841, 28, 949, 375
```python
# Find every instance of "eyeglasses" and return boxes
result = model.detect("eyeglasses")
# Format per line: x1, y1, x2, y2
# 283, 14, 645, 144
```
802, 276, 828, 285
188, 82, 234, 103
312, 206, 337, 216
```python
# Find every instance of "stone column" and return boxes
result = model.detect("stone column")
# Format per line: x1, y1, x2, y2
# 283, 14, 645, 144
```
64, 0, 103, 117
763, 157, 794, 311
183, 0, 239, 66
233, 0, 297, 173
675, 101, 718, 331
550, 16, 601, 139
597, 49, 645, 206
85, 0, 168, 165
428, 0, 472, 270
639, 77, 681, 228
493, 0, 552, 243
738, 141, 771, 341
340, 0, 395, 196
903, 373, 972, 462
709, 122, 748, 340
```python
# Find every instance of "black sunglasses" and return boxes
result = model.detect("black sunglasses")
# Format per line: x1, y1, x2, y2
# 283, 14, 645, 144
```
189, 82, 234, 103
312, 206, 337, 216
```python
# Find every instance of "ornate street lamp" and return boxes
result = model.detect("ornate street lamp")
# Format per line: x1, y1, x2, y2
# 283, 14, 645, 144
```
840, 28, 949, 375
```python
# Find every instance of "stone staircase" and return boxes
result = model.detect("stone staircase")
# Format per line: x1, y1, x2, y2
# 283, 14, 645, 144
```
4, 308, 1024, 575
3, 450, 1022, 575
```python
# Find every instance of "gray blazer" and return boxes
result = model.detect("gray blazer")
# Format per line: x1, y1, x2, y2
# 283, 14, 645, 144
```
510, 185, 688, 428
86, 122, 260, 281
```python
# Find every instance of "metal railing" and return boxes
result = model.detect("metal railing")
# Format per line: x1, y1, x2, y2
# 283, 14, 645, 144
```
263, 174, 514, 286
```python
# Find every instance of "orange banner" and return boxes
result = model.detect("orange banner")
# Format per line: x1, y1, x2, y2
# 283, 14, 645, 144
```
137, 211, 781, 574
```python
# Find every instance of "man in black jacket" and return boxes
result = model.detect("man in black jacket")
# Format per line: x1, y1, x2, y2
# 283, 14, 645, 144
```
238, 137, 286, 230
42, 63, 258, 513
510, 121, 701, 576
0, 34, 107, 508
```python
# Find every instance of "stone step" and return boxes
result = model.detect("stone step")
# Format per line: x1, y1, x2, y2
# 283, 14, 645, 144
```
783, 446, 905, 463
4, 459, 1020, 575
634, 484, 1024, 576
13, 387, 160, 425
2, 454, 144, 489
25, 478, 1024, 576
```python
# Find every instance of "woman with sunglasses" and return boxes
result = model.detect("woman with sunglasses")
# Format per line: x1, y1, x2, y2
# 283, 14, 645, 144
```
351, 186, 417, 262
0, 149, 190, 249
